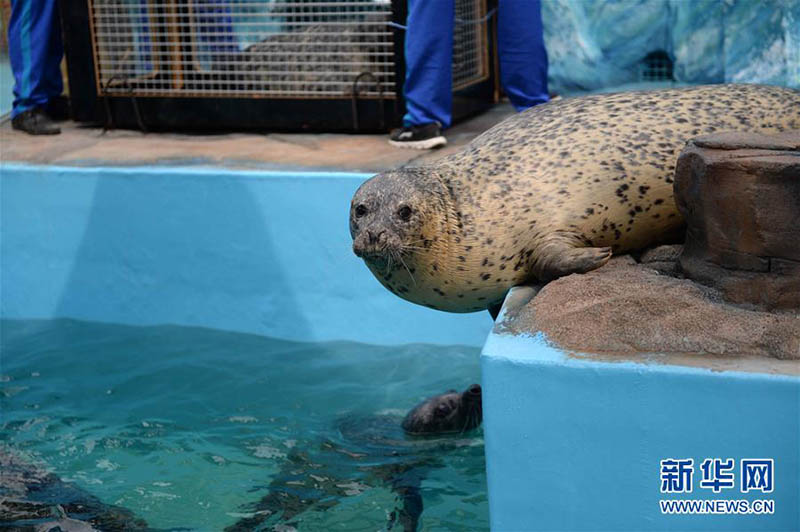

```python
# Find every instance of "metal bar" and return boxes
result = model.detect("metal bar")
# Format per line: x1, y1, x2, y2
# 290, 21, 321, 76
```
96, 59, 396, 65
102, 89, 395, 99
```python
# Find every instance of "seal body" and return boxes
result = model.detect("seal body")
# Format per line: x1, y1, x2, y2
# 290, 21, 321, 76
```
226, 385, 482, 531
350, 84, 800, 313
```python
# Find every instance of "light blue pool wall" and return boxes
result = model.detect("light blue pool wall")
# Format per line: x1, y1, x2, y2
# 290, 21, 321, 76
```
481, 289, 800, 531
0, 164, 492, 346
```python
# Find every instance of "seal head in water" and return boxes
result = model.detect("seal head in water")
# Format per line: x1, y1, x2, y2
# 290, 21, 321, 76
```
401, 383, 482, 435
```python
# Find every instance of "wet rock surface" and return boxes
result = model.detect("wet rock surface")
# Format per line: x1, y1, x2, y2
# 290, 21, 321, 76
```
500, 247, 800, 363
0, 446, 147, 531
674, 130, 800, 311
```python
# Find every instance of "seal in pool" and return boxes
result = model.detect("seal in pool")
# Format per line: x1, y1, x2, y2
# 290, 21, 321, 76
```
226, 384, 482, 531
0, 446, 148, 530
350, 84, 800, 313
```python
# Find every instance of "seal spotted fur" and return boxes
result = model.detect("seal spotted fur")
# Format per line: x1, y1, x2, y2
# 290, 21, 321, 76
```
350, 84, 800, 313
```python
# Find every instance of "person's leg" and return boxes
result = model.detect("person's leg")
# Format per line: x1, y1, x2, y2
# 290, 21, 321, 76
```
9, 0, 63, 134
41, 0, 64, 105
402, 0, 454, 128
498, 0, 549, 111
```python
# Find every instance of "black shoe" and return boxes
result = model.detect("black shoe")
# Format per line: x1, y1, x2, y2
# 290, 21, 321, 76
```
45, 96, 71, 121
388, 123, 447, 150
11, 108, 61, 135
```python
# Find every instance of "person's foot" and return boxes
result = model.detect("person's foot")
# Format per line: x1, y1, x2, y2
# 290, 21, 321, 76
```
11, 108, 61, 135
388, 123, 446, 150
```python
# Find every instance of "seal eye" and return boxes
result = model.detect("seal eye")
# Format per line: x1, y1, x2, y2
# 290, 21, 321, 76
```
354, 204, 368, 218
435, 404, 450, 418
397, 205, 412, 221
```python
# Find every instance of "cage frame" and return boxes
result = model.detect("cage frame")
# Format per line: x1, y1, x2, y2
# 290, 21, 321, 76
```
61, 0, 498, 133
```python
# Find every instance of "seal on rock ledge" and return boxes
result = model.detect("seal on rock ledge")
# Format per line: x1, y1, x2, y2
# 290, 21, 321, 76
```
350, 84, 800, 313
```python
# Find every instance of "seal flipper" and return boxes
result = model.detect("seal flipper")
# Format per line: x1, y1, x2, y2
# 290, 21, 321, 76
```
388, 485, 423, 532
531, 231, 612, 281
380, 460, 435, 532
224, 447, 345, 531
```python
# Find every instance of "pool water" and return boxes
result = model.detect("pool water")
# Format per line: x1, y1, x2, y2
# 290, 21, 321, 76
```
0, 319, 487, 531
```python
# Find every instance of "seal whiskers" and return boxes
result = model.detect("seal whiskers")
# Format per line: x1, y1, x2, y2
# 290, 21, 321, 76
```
395, 251, 417, 287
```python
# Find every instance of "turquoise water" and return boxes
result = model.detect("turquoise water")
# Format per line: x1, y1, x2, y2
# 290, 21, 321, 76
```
0, 319, 487, 530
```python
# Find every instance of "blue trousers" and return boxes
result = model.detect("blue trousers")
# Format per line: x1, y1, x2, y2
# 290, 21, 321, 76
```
403, 0, 548, 128
9, 0, 63, 118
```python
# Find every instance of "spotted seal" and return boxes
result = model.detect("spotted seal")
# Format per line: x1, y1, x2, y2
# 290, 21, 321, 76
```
350, 84, 800, 313
226, 385, 482, 531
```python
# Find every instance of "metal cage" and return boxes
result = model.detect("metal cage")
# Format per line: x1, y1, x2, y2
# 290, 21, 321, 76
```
63, 0, 496, 131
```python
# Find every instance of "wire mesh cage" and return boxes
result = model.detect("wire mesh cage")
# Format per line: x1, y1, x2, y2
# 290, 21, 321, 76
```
90, 0, 488, 99
64, 0, 496, 131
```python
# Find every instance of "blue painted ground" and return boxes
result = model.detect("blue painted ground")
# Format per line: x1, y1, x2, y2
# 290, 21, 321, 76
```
0, 318, 487, 531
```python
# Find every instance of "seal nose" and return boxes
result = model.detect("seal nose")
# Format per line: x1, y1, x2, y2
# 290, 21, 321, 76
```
464, 384, 482, 402
353, 230, 387, 258
368, 230, 386, 245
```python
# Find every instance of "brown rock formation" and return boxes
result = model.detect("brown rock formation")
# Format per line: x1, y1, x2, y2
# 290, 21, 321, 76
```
673, 131, 800, 310
500, 252, 800, 362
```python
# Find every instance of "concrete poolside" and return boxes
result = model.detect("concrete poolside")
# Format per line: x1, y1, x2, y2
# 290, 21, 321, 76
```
0, 103, 515, 172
